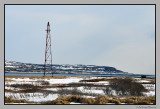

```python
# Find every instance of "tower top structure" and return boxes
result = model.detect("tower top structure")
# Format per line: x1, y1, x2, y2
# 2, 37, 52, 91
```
44, 22, 53, 76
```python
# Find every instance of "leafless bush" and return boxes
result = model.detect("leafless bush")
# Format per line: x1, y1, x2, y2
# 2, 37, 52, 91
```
57, 87, 83, 97
104, 78, 145, 96
103, 87, 113, 96
57, 86, 99, 97
38, 80, 50, 86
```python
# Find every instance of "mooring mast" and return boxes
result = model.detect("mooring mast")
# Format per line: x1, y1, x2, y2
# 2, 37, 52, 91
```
44, 22, 53, 76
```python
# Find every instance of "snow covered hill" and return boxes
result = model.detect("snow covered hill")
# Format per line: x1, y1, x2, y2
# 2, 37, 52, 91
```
5, 61, 128, 74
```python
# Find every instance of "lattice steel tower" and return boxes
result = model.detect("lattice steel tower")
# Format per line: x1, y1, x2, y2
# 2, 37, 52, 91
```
44, 22, 53, 76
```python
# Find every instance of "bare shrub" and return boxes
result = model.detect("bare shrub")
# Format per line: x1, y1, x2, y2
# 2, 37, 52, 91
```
103, 87, 113, 96
57, 87, 83, 97
104, 78, 145, 96
57, 86, 100, 97
71, 87, 83, 95
38, 80, 50, 86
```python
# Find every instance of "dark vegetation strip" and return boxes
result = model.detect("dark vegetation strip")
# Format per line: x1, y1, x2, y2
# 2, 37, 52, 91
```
80, 78, 155, 84
5, 95, 155, 105
42, 95, 155, 104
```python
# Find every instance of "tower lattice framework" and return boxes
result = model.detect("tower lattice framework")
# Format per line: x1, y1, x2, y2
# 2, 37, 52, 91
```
44, 22, 53, 76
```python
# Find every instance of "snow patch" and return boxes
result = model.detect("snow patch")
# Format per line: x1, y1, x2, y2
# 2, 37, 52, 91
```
5, 92, 59, 102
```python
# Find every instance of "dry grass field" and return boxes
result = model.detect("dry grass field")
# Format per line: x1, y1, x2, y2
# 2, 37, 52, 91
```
5, 75, 155, 104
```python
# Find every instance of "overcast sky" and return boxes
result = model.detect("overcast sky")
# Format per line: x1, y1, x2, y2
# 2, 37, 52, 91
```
5, 5, 155, 74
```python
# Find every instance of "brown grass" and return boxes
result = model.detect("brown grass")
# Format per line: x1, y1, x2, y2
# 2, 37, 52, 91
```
5, 75, 155, 104
5, 89, 15, 92
5, 96, 36, 104
6, 83, 69, 89
6, 95, 154, 104
5, 79, 15, 82
80, 77, 121, 82
94, 96, 109, 104
43, 95, 96, 104
80, 77, 146, 83
42, 95, 155, 104
5, 75, 69, 79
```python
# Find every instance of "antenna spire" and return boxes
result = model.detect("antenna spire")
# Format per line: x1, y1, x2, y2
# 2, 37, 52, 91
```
44, 22, 53, 76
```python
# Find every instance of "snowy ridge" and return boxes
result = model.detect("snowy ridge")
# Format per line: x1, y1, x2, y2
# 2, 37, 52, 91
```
5, 61, 128, 74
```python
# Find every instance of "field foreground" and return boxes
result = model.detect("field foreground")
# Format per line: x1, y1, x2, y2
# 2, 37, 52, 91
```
5, 75, 155, 104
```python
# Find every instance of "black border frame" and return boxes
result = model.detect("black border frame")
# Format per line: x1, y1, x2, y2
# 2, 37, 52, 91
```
4, 4, 156, 105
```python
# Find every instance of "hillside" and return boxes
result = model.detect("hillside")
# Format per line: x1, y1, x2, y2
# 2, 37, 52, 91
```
5, 61, 128, 74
